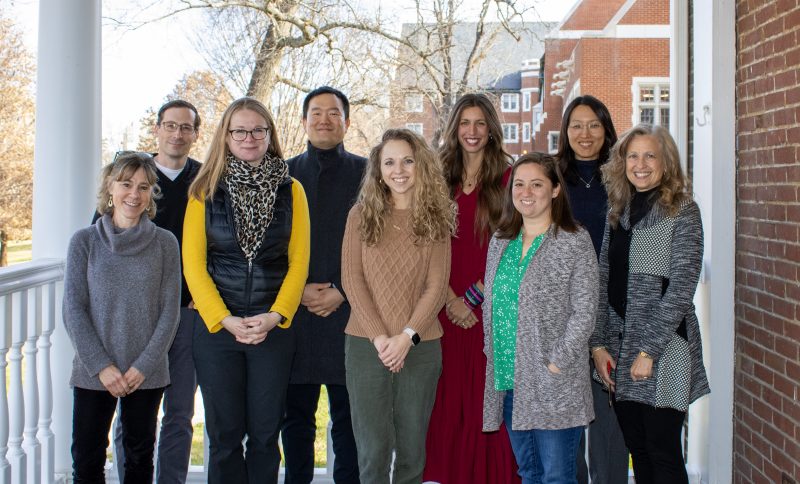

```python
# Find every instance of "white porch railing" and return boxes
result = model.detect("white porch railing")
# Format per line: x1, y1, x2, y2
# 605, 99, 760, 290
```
0, 259, 63, 484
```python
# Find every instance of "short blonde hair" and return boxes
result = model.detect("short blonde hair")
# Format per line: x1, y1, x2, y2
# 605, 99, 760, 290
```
97, 152, 160, 219
602, 124, 691, 228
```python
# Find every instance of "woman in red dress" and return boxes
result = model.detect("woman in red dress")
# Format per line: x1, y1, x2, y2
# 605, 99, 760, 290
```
424, 93, 520, 484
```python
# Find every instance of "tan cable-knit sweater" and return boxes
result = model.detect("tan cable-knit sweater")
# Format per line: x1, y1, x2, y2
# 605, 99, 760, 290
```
341, 204, 450, 341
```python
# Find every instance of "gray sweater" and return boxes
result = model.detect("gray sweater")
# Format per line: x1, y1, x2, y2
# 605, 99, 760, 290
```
63, 214, 181, 391
483, 225, 598, 432
589, 200, 710, 410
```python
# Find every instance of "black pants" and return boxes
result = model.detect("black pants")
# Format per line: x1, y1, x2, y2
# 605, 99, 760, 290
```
193, 319, 295, 484
282, 383, 360, 484
613, 400, 688, 484
72, 386, 164, 484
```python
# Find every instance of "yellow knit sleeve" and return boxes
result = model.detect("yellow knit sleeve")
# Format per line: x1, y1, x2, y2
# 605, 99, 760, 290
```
182, 196, 230, 333
270, 179, 311, 328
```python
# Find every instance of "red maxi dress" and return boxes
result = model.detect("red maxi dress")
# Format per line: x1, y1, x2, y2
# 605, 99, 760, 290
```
423, 183, 521, 484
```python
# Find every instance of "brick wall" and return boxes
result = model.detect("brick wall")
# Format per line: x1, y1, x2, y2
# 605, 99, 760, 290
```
561, 0, 627, 30
734, 0, 800, 483
619, 0, 669, 25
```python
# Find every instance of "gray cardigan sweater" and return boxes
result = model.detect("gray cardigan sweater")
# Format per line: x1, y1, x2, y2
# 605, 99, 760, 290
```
63, 214, 181, 391
589, 200, 710, 410
482, 225, 598, 432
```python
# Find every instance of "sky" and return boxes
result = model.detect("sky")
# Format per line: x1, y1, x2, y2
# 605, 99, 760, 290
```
10, 0, 579, 150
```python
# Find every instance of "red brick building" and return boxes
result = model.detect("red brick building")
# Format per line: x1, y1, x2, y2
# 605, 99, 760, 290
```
533, 0, 670, 154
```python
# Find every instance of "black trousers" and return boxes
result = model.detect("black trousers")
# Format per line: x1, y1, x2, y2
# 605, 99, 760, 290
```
613, 399, 688, 484
282, 383, 360, 484
72, 386, 164, 484
193, 319, 295, 484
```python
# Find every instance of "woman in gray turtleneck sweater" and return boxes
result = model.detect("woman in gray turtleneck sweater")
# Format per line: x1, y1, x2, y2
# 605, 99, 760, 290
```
63, 153, 180, 484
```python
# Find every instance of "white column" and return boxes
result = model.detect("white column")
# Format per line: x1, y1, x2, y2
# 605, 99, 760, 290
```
690, 0, 736, 482
32, 0, 102, 477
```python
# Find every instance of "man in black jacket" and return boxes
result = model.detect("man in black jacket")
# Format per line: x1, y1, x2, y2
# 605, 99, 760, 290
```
104, 100, 202, 484
282, 87, 365, 484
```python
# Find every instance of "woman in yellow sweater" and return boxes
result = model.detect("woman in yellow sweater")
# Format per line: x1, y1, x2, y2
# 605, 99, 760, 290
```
182, 97, 310, 483
342, 128, 455, 483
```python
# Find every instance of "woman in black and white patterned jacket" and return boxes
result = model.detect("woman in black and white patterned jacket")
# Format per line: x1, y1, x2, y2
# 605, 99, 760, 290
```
590, 124, 710, 484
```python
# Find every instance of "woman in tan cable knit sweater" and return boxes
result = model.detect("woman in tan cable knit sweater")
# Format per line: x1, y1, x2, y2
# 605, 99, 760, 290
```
341, 128, 456, 484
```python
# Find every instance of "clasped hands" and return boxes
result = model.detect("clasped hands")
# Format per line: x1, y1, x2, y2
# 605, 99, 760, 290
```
301, 282, 345, 318
221, 312, 283, 345
99, 365, 144, 398
373, 334, 412, 374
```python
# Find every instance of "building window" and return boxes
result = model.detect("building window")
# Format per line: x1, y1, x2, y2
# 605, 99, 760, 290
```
501, 93, 519, 112
523, 92, 531, 112
632, 79, 670, 126
406, 123, 423, 135
405, 94, 423, 113
548, 131, 559, 154
502, 124, 519, 143
522, 122, 531, 142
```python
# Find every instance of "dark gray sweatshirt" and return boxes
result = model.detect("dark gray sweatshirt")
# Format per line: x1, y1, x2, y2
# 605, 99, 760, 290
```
63, 213, 181, 391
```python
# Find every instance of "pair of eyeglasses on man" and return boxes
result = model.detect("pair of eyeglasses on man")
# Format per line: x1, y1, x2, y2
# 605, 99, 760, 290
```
228, 128, 270, 141
159, 122, 196, 134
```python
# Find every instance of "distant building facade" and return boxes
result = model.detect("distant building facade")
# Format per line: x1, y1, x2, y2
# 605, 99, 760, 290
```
532, 0, 670, 153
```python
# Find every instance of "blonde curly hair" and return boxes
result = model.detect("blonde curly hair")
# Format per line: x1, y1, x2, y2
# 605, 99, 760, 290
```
358, 129, 456, 246
602, 124, 692, 228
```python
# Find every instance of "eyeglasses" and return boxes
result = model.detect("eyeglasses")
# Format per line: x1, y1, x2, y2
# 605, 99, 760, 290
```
160, 121, 196, 134
228, 128, 270, 141
568, 122, 604, 133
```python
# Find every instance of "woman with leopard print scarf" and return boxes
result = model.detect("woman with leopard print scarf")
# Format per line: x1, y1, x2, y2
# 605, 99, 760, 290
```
183, 97, 310, 484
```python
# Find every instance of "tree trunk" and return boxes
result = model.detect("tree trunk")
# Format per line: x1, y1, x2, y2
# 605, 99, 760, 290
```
0, 229, 7, 267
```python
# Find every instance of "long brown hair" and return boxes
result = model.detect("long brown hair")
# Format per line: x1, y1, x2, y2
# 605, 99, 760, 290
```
495, 153, 577, 239
439, 93, 511, 239
358, 129, 456, 246
188, 97, 283, 200
602, 124, 691, 228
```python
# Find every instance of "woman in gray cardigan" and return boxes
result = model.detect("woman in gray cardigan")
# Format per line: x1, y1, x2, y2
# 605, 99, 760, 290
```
590, 125, 710, 484
482, 153, 598, 484
63, 153, 180, 483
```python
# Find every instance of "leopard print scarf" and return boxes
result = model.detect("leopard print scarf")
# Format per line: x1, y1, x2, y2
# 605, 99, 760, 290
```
223, 153, 289, 262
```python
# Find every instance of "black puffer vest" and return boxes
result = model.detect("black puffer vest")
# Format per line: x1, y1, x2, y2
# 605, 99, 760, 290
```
205, 177, 294, 317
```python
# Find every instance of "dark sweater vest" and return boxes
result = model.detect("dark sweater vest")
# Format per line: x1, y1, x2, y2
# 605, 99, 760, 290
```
204, 177, 293, 317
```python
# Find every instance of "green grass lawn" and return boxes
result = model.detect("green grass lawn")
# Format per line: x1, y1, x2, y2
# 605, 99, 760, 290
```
5, 240, 32, 265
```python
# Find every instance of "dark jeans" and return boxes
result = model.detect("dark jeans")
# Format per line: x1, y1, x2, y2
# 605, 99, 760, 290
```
613, 400, 688, 484
115, 307, 199, 484
193, 318, 294, 484
282, 383, 360, 484
503, 390, 583, 484
577, 370, 630, 484
72, 386, 164, 484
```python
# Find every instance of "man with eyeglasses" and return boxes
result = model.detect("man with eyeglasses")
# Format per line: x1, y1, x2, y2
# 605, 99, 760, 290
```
97, 99, 202, 484
281, 86, 365, 484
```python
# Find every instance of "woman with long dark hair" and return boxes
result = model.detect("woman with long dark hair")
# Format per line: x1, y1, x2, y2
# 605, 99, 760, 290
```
424, 93, 519, 484
557, 95, 628, 483
483, 153, 598, 484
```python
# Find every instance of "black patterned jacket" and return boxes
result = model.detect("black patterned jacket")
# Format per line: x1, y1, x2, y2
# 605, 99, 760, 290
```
590, 200, 710, 410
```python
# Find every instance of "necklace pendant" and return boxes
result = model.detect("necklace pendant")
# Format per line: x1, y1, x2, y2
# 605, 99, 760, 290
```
585, 182, 591, 188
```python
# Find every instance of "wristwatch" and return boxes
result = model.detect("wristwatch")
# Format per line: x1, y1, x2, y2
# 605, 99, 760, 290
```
403, 327, 420, 346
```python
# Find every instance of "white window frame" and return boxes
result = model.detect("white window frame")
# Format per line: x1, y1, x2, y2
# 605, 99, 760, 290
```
501, 93, 519, 112
502, 123, 519, 143
523, 91, 531, 112
631, 77, 670, 126
548, 131, 559, 154
404, 93, 423, 113
405, 123, 423, 135
522, 122, 531, 142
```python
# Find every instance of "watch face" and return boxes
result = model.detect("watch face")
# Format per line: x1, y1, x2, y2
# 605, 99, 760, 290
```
412, 333, 421, 345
